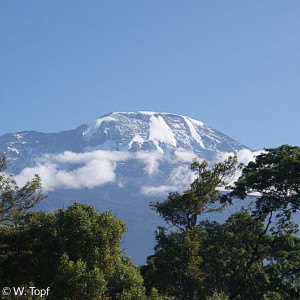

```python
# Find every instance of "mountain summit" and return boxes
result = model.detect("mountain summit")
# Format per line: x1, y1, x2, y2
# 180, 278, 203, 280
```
80, 111, 248, 154
0, 111, 249, 174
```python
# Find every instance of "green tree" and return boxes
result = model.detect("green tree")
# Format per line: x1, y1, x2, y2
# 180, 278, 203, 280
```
142, 228, 202, 299
150, 156, 240, 231
143, 149, 300, 299
226, 145, 300, 223
0, 203, 147, 299
143, 157, 240, 299
223, 145, 300, 299
143, 211, 300, 299
198, 213, 273, 299
206, 291, 229, 300
53, 254, 107, 300
0, 153, 46, 224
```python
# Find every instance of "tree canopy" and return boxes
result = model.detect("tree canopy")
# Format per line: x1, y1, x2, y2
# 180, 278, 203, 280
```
150, 156, 240, 231
0, 153, 46, 225
142, 146, 300, 299
227, 145, 300, 223
0, 203, 147, 299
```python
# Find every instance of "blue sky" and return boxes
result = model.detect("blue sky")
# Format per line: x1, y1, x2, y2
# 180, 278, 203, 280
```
0, 1, 299, 150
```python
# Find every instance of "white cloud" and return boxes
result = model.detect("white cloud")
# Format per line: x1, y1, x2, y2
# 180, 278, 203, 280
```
135, 151, 164, 175
217, 148, 263, 166
140, 185, 175, 196
13, 148, 260, 194
14, 150, 167, 192
140, 165, 195, 197
174, 149, 197, 163
15, 158, 116, 191
15, 163, 59, 191
216, 148, 265, 190
236, 149, 264, 165
170, 165, 195, 186
14, 150, 130, 191
140, 148, 263, 197
52, 150, 131, 164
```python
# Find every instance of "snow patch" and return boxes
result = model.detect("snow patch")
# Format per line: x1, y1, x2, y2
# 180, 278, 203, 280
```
174, 149, 197, 162
137, 111, 155, 115
7, 147, 20, 154
189, 118, 204, 127
82, 116, 115, 140
129, 135, 144, 148
149, 115, 177, 148
13, 134, 26, 144
184, 117, 205, 148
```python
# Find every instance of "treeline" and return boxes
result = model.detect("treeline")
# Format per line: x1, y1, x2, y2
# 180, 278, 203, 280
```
0, 145, 299, 299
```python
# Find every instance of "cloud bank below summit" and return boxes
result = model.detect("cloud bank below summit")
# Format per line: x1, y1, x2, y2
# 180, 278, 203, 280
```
14, 149, 262, 196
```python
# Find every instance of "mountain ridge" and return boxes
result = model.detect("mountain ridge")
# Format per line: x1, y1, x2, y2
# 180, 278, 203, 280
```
0, 111, 250, 174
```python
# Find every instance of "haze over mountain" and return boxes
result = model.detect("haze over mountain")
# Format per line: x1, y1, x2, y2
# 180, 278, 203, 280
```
0, 112, 257, 264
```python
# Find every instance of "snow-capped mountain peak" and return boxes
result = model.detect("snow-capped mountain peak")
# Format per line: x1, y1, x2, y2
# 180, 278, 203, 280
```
0, 111, 250, 174
78, 111, 247, 155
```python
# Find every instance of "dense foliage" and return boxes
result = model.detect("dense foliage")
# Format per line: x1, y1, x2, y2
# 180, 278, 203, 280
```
227, 144, 300, 223
0, 154, 46, 225
150, 156, 240, 231
142, 145, 300, 299
1, 145, 299, 299
0, 203, 147, 299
